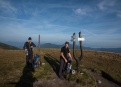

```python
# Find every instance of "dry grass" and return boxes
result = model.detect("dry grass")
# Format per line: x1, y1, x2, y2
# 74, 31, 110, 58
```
82, 50, 121, 83
0, 49, 121, 87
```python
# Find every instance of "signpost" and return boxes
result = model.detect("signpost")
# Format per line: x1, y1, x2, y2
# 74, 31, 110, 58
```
71, 32, 85, 73
79, 32, 84, 61
38, 34, 40, 55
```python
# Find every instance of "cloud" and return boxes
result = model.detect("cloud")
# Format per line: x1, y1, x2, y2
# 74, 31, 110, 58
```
0, 0, 121, 48
73, 8, 86, 15
0, 0, 17, 14
117, 11, 121, 18
97, 0, 116, 10
117, 14, 121, 18
0, 17, 72, 43
0, 16, 41, 24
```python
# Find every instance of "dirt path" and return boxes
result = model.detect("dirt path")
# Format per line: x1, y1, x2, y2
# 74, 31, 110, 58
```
33, 73, 81, 87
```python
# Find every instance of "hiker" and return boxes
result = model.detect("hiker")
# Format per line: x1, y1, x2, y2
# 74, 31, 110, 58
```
59, 42, 73, 80
23, 37, 36, 67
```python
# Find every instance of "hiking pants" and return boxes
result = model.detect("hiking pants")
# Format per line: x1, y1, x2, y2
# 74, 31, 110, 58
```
59, 58, 66, 76
26, 51, 33, 66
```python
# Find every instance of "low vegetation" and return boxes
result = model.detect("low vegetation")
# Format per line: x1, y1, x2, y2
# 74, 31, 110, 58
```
0, 48, 121, 87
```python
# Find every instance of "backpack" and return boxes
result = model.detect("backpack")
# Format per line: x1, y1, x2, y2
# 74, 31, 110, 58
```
33, 54, 40, 67
66, 58, 76, 74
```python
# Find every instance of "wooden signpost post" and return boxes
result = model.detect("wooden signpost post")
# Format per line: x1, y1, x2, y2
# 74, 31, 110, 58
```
78, 32, 85, 61
71, 32, 85, 73
38, 34, 40, 55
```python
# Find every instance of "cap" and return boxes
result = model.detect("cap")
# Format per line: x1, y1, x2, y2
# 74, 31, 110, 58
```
28, 37, 32, 40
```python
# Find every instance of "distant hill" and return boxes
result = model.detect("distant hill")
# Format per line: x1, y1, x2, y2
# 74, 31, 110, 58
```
0, 42, 20, 50
40, 43, 79, 49
2, 41, 121, 53
41, 43, 61, 48
41, 43, 121, 53
94, 48, 121, 53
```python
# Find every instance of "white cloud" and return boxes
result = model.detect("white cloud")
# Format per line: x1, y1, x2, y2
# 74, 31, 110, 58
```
0, 0, 17, 14
97, 0, 116, 10
0, 18, 71, 43
117, 11, 121, 18
0, 16, 31, 22
117, 14, 121, 18
73, 8, 86, 15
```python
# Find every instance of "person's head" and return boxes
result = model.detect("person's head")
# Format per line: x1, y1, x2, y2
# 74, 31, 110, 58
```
28, 37, 32, 42
65, 41, 69, 48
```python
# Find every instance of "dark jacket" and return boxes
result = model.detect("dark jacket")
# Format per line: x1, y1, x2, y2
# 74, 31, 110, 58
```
23, 41, 36, 52
60, 46, 70, 59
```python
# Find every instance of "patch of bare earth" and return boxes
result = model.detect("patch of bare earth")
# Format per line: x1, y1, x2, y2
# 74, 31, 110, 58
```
83, 69, 120, 87
33, 73, 81, 87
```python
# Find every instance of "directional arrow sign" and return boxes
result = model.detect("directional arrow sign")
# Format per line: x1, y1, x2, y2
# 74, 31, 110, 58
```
71, 38, 76, 42
70, 39, 73, 42
78, 38, 85, 41
71, 36, 76, 42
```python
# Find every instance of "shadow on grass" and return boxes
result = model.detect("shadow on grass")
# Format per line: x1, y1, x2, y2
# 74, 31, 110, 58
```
44, 53, 60, 77
15, 65, 38, 87
102, 71, 121, 86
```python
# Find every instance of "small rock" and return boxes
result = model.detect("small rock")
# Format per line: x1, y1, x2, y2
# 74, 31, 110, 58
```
42, 63, 45, 65
97, 80, 102, 84
80, 72, 84, 75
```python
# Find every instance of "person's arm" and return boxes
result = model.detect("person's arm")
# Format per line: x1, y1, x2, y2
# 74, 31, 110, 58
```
60, 52, 67, 63
32, 42, 36, 47
68, 53, 73, 60
23, 42, 27, 51
30, 42, 36, 48
68, 48, 73, 61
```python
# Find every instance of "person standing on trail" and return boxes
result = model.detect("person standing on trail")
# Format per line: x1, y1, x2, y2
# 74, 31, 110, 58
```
59, 42, 73, 80
23, 37, 36, 67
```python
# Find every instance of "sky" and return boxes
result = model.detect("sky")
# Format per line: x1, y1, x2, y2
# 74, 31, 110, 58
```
0, 0, 121, 48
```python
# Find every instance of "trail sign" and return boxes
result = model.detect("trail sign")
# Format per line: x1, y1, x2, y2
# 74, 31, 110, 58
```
78, 37, 85, 41
71, 34, 76, 42
71, 32, 85, 73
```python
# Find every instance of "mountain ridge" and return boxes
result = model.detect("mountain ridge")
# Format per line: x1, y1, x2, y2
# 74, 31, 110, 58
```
0, 42, 20, 50
40, 43, 121, 53
1, 42, 121, 53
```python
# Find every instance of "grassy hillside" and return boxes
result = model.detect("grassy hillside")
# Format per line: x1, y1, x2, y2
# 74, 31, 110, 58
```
0, 49, 121, 87
0, 42, 20, 50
